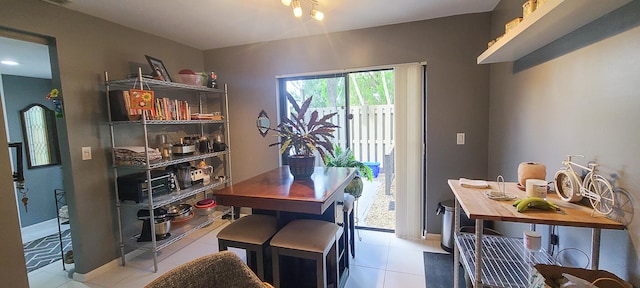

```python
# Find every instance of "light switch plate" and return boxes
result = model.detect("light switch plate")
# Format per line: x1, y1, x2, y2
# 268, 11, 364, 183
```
82, 146, 92, 160
456, 133, 465, 145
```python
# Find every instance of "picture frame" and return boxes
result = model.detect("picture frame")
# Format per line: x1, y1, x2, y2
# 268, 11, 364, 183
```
145, 55, 172, 82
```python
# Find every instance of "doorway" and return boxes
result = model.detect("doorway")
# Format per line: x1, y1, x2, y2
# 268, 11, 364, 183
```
0, 31, 72, 273
278, 69, 396, 231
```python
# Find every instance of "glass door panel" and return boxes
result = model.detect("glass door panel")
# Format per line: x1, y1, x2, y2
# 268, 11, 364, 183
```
279, 75, 348, 165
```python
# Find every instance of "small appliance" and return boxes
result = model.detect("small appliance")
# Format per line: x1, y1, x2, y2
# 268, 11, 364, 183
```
175, 163, 192, 189
117, 170, 171, 203
137, 208, 171, 242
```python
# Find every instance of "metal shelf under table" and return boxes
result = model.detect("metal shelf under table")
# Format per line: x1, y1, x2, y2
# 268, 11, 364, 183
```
455, 233, 556, 288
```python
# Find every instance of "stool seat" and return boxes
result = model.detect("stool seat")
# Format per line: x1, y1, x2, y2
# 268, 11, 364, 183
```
218, 214, 278, 282
218, 214, 278, 245
271, 219, 342, 288
270, 219, 339, 253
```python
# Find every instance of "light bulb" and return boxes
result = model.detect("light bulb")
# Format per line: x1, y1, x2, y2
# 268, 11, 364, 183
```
293, 7, 303, 17
292, 0, 302, 17
310, 9, 324, 21
1, 60, 19, 66
281, 0, 291, 6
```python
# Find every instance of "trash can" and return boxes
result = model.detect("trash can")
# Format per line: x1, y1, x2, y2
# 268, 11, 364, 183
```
436, 200, 484, 252
436, 200, 457, 252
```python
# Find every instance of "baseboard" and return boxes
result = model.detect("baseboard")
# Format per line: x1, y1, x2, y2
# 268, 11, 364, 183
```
425, 233, 441, 241
72, 249, 145, 282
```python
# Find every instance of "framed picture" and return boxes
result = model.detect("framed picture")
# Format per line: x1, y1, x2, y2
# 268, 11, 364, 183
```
145, 55, 172, 82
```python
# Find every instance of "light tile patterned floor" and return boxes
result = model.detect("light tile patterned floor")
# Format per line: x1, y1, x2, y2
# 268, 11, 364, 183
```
28, 219, 445, 288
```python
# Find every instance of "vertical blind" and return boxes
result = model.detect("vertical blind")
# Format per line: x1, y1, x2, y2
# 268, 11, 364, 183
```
394, 63, 424, 239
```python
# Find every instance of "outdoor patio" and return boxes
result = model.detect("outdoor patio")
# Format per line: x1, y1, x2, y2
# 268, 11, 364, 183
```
356, 172, 396, 230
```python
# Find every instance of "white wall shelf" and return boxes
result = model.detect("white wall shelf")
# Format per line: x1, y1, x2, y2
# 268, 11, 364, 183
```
477, 0, 631, 64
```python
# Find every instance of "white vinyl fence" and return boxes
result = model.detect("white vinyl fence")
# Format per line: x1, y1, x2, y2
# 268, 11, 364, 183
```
312, 105, 394, 167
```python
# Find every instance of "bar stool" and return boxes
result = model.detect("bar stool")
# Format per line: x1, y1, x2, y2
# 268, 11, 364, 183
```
270, 219, 342, 288
343, 194, 356, 258
217, 214, 278, 282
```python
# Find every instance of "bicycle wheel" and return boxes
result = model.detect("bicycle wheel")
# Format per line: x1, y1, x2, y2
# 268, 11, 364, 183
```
585, 175, 615, 215
554, 169, 582, 202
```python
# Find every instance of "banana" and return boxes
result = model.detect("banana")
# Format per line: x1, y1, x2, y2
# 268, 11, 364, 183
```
514, 197, 559, 212
513, 199, 523, 207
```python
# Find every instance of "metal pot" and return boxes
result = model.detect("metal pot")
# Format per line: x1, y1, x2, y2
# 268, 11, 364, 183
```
154, 218, 171, 236
166, 203, 193, 221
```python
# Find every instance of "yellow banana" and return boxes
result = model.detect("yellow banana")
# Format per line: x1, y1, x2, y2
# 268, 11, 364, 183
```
515, 197, 559, 212
513, 199, 523, 207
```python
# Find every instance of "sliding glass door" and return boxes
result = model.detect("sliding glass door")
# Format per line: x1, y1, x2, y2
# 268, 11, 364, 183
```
278, 69, 397, 231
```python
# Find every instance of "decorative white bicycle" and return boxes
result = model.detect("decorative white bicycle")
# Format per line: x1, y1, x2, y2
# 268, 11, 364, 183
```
554, 155, 615, 215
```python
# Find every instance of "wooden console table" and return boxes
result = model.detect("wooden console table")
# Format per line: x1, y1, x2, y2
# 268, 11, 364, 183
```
448, 179, 625, 288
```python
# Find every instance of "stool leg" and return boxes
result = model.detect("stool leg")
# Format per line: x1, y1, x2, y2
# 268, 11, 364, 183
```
272, 247, 280, 288
350, 208, 355, 257
317, 254, 326, 288
218, 240, 228, 252
256, 248, 265, 281
246, 250, 255, 275
332, 237, 339, 286
343, 210, 350, 259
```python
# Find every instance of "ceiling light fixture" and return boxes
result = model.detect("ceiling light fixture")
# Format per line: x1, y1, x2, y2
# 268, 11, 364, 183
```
281, 0, 324, 21
1, 60, 20, 66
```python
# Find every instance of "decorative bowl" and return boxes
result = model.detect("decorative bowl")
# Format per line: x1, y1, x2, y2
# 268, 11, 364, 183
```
177, 74, 205, 86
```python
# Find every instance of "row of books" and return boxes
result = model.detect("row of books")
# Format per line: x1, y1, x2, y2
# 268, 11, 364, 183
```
109, 90, 191, 121
153, 97, 191, 121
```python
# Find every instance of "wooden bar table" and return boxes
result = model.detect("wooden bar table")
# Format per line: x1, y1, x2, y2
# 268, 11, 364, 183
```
212, 166, 356, 287
448, 179, 625, 288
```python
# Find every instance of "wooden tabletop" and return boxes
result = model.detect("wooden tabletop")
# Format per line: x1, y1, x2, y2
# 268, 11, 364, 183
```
212, 166, 356, 215
448, 179, 625, 230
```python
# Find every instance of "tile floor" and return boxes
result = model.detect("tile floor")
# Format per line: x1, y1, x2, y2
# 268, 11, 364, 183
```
27, 219, 446, 288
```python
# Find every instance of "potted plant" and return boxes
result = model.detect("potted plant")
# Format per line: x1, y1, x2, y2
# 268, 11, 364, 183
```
268, 94, 339, 179
325, 145, 373, 199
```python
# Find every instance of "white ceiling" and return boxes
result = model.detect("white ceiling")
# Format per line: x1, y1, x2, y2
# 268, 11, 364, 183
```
0, 37, 51, 79
1, 0, 499, 79
54, 0, 499, 50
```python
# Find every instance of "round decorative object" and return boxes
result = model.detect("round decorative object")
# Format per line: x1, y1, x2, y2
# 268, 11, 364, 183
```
288, 155, 315, 179
585, 174, 615, 215
345, 176, 363, 199
517, 162, 546, 186
554, 169, 582, 202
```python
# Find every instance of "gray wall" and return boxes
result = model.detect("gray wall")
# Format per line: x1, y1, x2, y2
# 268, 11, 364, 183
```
0, 0, 491, 280
488, 0, 640, 285
2, 75, 63, 227
203, 13, 491, 234
0, 0, 205, 275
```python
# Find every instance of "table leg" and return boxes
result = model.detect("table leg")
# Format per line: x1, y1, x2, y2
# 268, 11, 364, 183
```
454, 199, 460, 288
475, 219, 484, 288
591, 228, 601, 270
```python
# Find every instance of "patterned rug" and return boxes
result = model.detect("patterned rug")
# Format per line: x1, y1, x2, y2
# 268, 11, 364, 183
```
23, 229, 72, 273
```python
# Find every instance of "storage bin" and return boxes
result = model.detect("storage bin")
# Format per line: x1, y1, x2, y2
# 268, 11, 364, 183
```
362, 161, 380, 178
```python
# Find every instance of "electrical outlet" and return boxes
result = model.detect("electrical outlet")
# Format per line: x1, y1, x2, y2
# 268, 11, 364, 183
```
456, 133, 465, 145
550, 234, 559, 246
82, 146, 92, 160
